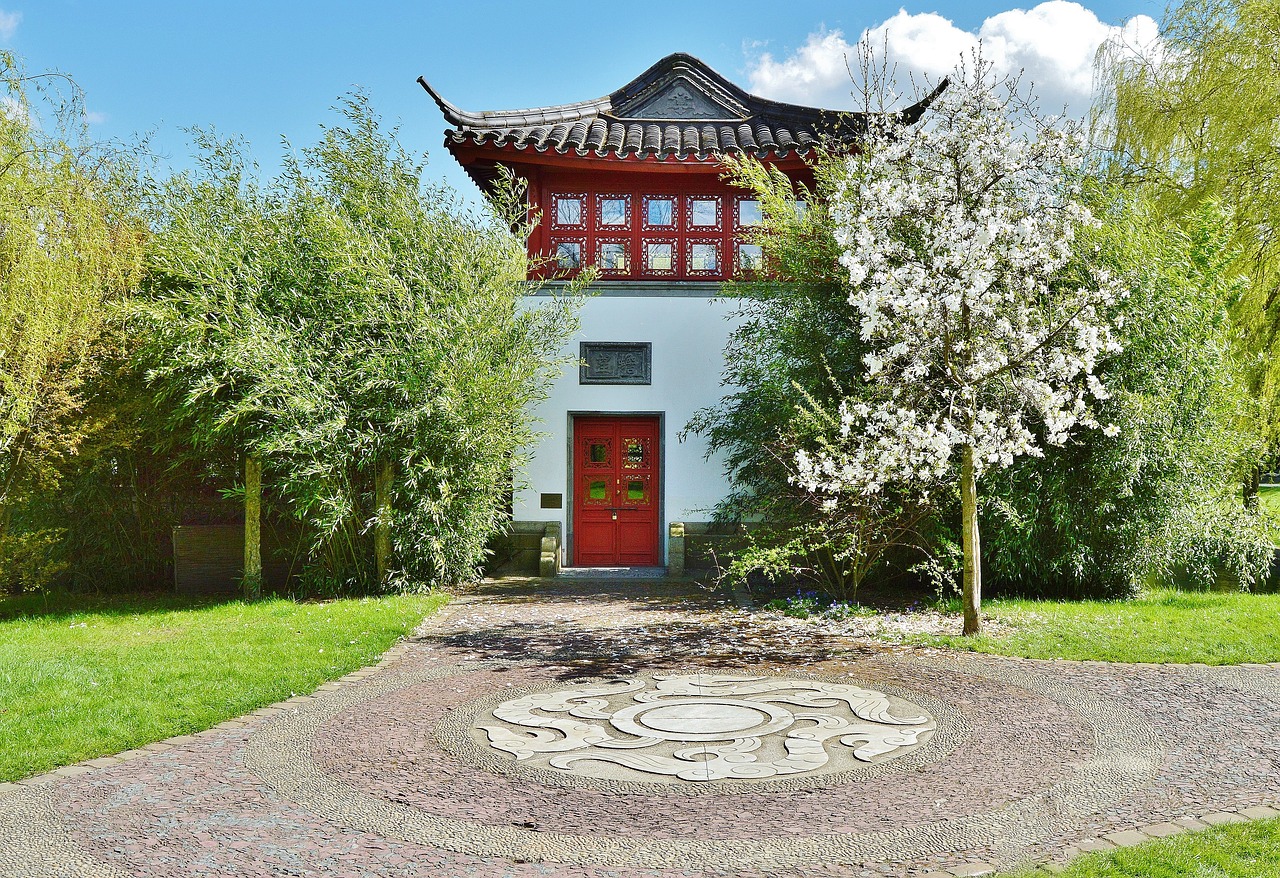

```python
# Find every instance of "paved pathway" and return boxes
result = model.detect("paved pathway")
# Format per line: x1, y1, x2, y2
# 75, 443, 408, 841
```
4, 579, 1280, 877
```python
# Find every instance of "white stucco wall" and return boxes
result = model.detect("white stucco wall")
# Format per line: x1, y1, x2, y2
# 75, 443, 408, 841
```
515, 283, 744, 563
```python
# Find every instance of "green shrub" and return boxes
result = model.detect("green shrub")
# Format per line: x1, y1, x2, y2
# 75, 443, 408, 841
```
130, 95, 582, 592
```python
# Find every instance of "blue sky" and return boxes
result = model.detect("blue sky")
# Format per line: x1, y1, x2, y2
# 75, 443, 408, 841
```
6, 1, 1164, 201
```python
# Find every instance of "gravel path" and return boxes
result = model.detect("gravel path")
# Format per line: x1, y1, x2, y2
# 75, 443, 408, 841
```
2, 577, 1279, 878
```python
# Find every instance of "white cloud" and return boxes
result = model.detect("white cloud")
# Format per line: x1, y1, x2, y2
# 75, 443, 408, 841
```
747, 2, 1161, 119
0, 10, 19, 42
85, 110, 107, 125
0, 94, 26, 123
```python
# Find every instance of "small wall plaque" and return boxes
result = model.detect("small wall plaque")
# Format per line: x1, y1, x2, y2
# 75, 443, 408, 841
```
540, 493, 563, 509
580, 342, 651, 385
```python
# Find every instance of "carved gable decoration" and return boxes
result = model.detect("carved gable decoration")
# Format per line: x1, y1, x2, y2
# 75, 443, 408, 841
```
625, 79, 739, 120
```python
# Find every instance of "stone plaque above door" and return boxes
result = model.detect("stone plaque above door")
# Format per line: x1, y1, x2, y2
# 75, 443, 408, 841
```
579, 342, 651, 385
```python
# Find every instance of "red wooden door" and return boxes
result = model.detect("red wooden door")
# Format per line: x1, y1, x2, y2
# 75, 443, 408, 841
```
573, 416, 660, 566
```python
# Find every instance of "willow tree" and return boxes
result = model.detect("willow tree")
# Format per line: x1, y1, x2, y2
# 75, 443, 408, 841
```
0, 52, 144, 587
1097, 0, 1280, 476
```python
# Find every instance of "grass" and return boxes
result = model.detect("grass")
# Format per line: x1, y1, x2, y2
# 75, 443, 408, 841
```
0, 590, 448, 783
1262, 486, 1280, 543
1261, 485, 1280, 517
913, 588, 1280, 664
1004, 818, 1280, 877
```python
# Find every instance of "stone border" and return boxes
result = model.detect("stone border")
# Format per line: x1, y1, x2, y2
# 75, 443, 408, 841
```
432, 669, 967, 796
916, 805, 1280, 877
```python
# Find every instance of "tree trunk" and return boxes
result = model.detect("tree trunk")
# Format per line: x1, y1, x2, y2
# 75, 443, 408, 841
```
243, 454, 262, 601
1244, 466, 1261, 511
960, 443, 981, 636
375, 460, 393, 585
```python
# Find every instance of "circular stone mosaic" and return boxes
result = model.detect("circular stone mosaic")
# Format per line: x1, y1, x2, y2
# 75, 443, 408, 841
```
472, 673, 936, 782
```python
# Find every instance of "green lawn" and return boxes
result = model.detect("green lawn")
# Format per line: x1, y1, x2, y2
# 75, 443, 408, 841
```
1262, 486, 1280, 542
0, 591, 448, 782
1005, 818, 1280, 877
916, 589, 1280, 664
1261, 485, 1280, 515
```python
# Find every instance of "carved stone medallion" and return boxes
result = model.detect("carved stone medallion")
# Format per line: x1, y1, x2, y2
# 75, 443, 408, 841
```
473, 674, 935, 783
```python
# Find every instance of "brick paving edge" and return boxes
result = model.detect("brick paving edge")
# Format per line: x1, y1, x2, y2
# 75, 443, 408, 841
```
925, 803, 1280, 877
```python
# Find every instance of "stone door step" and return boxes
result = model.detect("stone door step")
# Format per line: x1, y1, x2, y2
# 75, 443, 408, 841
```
558, 566, 669, 579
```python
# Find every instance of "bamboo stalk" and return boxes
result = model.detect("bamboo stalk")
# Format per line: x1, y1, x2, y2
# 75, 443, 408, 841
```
244, 454, 262, 601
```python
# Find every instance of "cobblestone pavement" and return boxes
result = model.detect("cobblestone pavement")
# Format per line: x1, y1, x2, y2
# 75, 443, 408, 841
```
4, 578, 1280, 878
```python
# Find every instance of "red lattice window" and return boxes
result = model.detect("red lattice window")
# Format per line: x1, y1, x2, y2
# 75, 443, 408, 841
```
735, 196, 763, 230
596, 237, 631, 275
642, 238, 677, 276
552, 193, 588, 230
685, 195, 722, 231
735, 242, 764, 274
582, 438, 612, 468
642, 195, 677, 230
541, 188, 771, 281
686, 238, 722, 277
551, 237, 586, 274
596, 194, 632, 230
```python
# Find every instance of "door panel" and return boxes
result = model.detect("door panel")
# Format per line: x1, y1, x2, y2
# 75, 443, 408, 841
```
573, 416, 660, 566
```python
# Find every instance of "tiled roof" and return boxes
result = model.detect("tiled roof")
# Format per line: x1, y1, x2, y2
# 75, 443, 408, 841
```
419, 53, 944, 162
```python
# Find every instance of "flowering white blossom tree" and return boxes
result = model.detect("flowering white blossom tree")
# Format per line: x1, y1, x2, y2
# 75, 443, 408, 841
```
795, 60, 1125, 635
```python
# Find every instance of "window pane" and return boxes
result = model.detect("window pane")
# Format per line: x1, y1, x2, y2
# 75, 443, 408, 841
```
646, 198, 674, 227
737, 243, 763, 271
689, 198, 718, 227
691, 243, 718, 272
623, 438, 648, 468
600, 197, 628, 226
738, 199, 762, 226
555, 242, 581, 269
599, 242, 628, 270
588, 479, 608, 501
627, 480, 646, 502
590, 442, 608, 463
556, 197, 582, 225
794, 200, 809, 218
645, 242, 673, 271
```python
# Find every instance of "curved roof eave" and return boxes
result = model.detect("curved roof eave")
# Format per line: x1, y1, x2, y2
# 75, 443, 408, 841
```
447, 131, 822, 163
419, 54, 948, 169
417, 76, 613, 129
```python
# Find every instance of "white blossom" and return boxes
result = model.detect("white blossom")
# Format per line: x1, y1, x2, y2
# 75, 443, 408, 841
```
797, 64, 1125, 500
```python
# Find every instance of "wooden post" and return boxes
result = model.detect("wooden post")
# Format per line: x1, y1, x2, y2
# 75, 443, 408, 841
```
375, 460, 393, 585
244, 454, 262, 601
960, 443, 981, 636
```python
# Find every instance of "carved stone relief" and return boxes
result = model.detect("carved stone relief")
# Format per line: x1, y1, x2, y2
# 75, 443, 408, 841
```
474, 673, 935, 783
580, 342, 651, 385
627, 80, 733, 120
